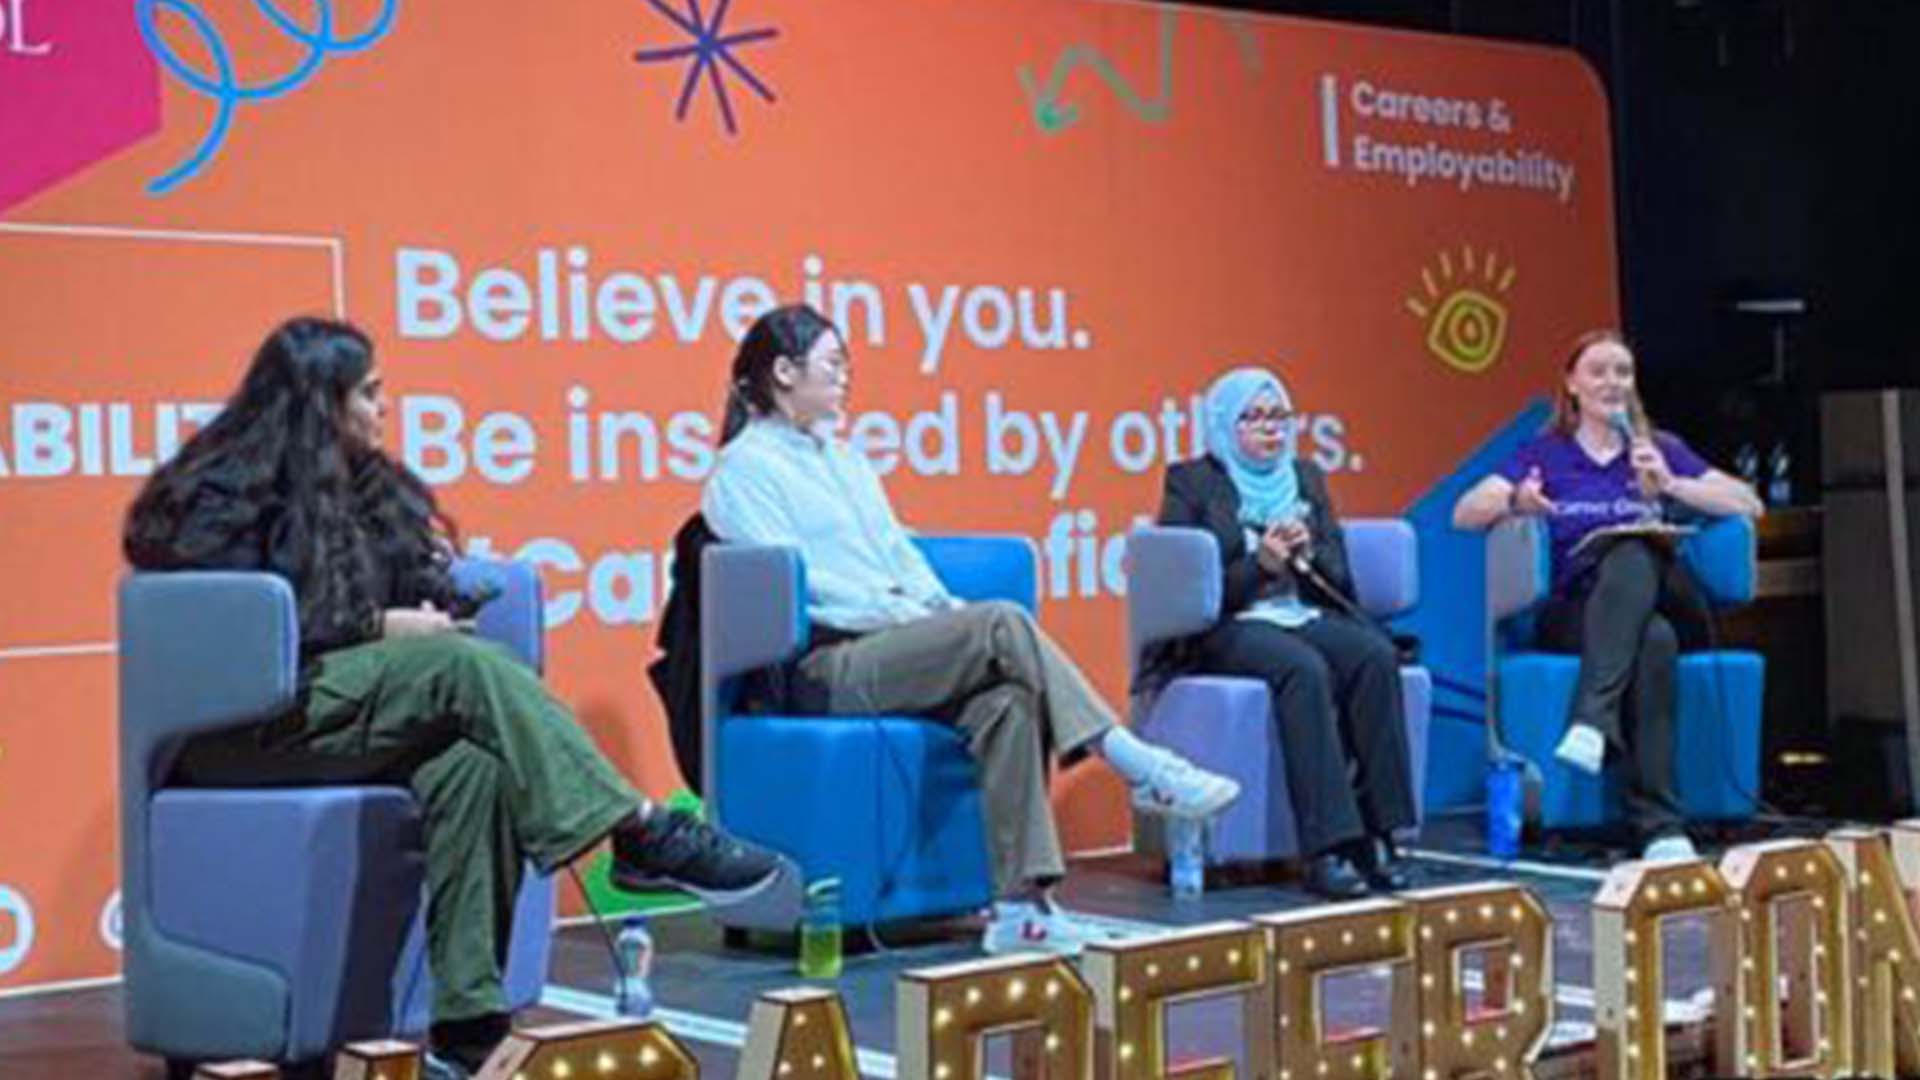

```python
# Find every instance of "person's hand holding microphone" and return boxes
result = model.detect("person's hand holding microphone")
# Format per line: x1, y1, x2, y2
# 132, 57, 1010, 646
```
1256, 511, 1314, 576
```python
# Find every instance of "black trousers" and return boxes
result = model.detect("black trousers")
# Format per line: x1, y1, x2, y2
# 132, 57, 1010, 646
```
1197, 612, 1418, 857
1537, 537, 1708, 841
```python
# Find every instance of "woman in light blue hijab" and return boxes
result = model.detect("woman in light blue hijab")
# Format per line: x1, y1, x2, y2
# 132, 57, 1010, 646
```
1145, 366, 1418, 900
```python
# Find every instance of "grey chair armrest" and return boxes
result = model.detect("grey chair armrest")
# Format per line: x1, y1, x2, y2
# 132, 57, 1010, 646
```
1485, 516, 1549, 623
453, 557, 545, 673
1126, 526, 1223, 663
1341, 518, 1420, 617
118, 572, 301, 791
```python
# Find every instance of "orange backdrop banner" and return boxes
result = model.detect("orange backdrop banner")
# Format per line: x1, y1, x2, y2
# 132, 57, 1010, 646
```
0, 0, 1616, 990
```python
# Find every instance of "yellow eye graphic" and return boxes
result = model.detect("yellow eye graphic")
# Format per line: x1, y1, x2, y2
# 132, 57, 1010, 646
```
1407, 245, 1516, 374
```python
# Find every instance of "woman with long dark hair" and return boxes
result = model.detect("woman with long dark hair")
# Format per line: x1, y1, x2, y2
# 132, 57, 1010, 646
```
125, 317, 780, 1076
1453, 329, 1762, 860
703, 304, 1240, 956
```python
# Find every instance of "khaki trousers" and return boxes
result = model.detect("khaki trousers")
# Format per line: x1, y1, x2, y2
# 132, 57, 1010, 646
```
794, 601, 1114, 894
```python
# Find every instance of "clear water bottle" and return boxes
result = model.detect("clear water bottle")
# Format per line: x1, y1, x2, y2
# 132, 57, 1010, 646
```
613, 915, 655, 1018
1733, 442, 1760, 488
1486, 758, 1524, 860
798, 878, 842, 979
1766, 442, 1792, 507
1168, 817, 1205, 898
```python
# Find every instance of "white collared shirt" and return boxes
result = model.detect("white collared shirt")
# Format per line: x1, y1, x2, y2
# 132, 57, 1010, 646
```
702, 416, 957, 632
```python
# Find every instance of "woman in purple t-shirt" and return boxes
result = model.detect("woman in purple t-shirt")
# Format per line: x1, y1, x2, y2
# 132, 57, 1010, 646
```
1453, 330, 1762, 861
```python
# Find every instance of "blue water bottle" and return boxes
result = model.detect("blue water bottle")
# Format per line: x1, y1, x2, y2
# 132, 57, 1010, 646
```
1168, 818, 1205, 898
614, 915, 655, 1018
1486, 758, 1524, 860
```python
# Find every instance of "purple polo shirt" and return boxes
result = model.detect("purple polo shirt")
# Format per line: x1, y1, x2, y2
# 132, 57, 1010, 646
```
1497, 429, 1710, 597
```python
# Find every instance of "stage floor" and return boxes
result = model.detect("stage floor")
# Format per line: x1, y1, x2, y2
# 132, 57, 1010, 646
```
0, 811, 1816, 1078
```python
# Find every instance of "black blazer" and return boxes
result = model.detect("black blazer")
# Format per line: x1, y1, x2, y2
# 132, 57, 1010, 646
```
1137, 455, 1360, 693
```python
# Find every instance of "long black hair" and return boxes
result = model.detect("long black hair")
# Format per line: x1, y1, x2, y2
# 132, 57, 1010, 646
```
720, 303, 841, 444
124, 317, 471, 647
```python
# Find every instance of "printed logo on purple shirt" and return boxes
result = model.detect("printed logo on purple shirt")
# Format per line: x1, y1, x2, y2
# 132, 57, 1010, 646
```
1498, 430, 1708, 595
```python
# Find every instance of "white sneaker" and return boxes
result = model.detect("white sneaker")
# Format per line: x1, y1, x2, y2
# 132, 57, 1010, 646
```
1642, 833, 1699, 863
981, 904, 1108, 958
422, 1052, 474, 1080
1553, 724, 1606, 776
1129, 754, 1240, 820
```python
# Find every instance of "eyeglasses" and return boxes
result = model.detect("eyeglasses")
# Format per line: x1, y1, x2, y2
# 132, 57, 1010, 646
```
807, 352, 852, 378
1236, 408, 1291, 429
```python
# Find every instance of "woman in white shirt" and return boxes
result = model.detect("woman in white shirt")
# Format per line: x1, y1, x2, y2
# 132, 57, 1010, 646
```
703, 305, 1239, 956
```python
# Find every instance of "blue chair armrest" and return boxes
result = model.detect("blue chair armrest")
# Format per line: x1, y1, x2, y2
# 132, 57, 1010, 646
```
1679, 516, 1757, 608
453, 558, 545, 673
912, 534, 1038, 610
1125, 526, 1222, 661
1341, 518, 1419, 617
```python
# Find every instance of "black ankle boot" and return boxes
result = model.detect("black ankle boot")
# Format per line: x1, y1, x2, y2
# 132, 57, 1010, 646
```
1302, 852, 1369, 900
1352, 835, 1411, 892
430, 1012, 511, 1074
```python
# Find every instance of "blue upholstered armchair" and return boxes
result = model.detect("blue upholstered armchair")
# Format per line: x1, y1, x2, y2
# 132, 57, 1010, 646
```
700, 535, 1039, 930
116, 558, 554, 1070
1126, 520, 1432, 863
1484, 515, 1764, 828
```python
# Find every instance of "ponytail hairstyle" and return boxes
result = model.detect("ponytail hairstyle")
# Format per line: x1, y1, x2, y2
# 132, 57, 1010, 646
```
720, 304, 841, 444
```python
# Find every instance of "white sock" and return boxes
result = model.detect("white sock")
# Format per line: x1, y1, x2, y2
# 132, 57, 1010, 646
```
1097, 726, 1166, 786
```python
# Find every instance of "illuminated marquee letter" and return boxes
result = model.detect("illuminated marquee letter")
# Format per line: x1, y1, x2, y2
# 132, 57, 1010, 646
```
1399, 884, 1552, 1079
1592, 859, 1736, 1079
1830, 827, 1920, 1076
739, 988, 860, 1080
333, 1040, 420, 1080
1083, 921, 1267, 1080
1716, 839, 1852, 1077
898, 953, 1093, 1080
1253, 898, 1414, 1080
479, 1019, 697, 1080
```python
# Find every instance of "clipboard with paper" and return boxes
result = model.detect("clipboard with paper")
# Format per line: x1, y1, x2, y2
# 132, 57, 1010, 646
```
1567, 520, 1697, 560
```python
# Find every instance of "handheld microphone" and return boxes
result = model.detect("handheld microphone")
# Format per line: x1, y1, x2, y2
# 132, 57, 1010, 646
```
1608, 408, 1635, 443
1612, 407, 1662, 505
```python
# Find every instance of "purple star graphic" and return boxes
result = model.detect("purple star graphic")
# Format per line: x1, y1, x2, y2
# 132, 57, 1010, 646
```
632, 0, 779, 136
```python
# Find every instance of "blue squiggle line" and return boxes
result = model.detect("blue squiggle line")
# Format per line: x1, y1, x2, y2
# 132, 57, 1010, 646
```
134, 0, 398, 194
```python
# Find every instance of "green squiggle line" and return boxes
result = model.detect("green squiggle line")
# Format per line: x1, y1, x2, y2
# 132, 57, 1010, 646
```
1016, 7, 1176, 134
